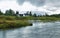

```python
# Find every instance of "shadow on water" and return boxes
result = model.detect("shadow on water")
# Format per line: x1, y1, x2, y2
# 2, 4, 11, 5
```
0, 21, 60, 38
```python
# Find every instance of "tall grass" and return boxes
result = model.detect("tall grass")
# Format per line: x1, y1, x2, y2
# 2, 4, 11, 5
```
0, 15, 60, 29
0, 16, 32, 29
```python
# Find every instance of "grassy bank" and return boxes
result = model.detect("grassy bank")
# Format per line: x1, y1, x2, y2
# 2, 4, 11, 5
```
0, 15, 60, 29
0, 20, 32, 29
0, 15, 60, 21
37, 17, 60, 21
15, 16, 60, 21
0, 15, 32, 29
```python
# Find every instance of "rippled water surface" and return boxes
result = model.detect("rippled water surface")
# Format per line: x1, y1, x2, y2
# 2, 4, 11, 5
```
0, 21, 60, 38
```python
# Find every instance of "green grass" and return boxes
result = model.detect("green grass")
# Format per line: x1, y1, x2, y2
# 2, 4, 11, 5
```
39, 17, 60, 21
0, 20, 32, 29
0, 15, 32, 29
0, 15, 60, 29
22, 16, 60, 21
0, 15, 60, 21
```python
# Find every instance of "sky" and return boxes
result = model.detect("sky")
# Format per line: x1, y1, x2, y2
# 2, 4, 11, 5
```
0, 0, 60, 14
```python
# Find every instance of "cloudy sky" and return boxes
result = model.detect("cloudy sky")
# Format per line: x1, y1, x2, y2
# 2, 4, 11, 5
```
0, 0, 60, 14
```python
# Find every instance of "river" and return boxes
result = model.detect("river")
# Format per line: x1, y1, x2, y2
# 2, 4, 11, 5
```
0, 21, 60, 38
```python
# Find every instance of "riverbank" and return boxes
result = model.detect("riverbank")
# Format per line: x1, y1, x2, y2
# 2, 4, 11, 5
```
0, 15, 60, 29
0, 20, 32, 29
0, 15, 32, 29
17, 16, 60, 21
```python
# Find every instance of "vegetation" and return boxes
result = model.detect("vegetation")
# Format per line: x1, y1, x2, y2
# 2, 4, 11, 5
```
0, 9, 60, 29
5, 9, 15, 16
0, 16, 32, 29
0, 9, 33, 29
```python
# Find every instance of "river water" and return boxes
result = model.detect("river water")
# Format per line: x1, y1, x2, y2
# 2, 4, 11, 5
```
0, 21, 60, 38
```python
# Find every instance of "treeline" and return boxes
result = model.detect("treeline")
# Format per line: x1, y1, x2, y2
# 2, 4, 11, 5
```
24, 11, 60, 17
44, 13, 60, 17
0, 9, 37, 17
0, 9, 60, 17
0, 9, 18, 16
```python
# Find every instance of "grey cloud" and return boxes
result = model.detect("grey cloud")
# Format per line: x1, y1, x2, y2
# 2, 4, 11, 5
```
46, 0, 60, 7
46, 7, 57, 12
17, 0, 60, 7
0, 0, 60, 7
17, 0, 46, 7
44, 0, 60, 12
17, 0, 25, 5
28, 0, 45, 6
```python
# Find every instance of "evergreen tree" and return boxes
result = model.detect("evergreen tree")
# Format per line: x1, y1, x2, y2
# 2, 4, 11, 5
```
45, 13, 49, 16
0, 10, 3, 15
5, 9, 15, 16
16, 11, 19, 15
16, 11, 19, 16
33, 13, 37, 17
29, 11, 32, 16
24, 11, 29, 16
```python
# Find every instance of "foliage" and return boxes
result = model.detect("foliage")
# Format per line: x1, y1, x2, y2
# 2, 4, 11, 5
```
29, 11, 32, 16
0, 9, 60, 29
16, 11, 19, 15
5, 9, 15, 16
33, 13, 37, 17
0, 10, 3, 15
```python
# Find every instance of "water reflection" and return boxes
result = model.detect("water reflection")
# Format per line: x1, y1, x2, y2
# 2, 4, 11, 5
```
3, 30, 6, 38
0, 21, 60, 38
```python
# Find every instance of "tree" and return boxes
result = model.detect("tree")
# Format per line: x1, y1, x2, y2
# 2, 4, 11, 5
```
33, 13, 37, 17
0, 10, 3, 15
29, 11, 32, 16
45, 13, 49, 16
5, 9, 15, 16
16, 11, 20, 16
24, 11, 29, 16
16, 11, 19, 15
